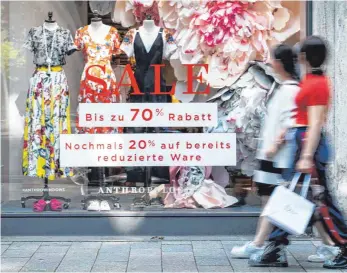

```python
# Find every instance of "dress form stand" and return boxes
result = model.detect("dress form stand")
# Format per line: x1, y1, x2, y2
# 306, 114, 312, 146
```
132, 15, 163, 208
80, 10, 121, 210
21, 12, 72, 209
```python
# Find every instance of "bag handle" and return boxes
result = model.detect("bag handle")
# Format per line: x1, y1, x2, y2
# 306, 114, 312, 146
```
288, 173, 311, 198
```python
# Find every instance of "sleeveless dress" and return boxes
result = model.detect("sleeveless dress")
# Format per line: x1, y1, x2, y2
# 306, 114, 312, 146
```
74, 25, 121, 134
120, 28, 176, 103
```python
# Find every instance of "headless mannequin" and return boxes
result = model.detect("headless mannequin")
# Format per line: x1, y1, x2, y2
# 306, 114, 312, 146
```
43, 21, 58, 31
138, 20, 160, 53
88, 20, 111, 44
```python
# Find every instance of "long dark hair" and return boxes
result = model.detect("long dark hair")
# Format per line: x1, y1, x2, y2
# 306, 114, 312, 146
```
300, 36, 327, 75
273, 44, 298, 80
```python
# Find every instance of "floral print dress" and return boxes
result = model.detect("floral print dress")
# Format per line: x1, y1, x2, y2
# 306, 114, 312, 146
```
22, 25, 75, 180
74, 25, 121, 133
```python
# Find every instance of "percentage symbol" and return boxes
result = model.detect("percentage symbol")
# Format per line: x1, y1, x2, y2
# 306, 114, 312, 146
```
148, 140, 155, 147
156, 108, 164, 116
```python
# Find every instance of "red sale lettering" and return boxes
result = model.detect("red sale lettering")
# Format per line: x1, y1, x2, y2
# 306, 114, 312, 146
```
183, 64, 210, 95
152, 64, 175, 95
85, 65, 112, 95
116, 64, 142, 95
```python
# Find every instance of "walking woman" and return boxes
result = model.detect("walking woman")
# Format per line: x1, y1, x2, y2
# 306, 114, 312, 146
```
231, 44, 300, 258
249, 36, 347, 269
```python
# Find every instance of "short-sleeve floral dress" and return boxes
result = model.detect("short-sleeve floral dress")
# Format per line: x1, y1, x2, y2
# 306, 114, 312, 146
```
22, 25, 75, 180
74, 26, 121, 134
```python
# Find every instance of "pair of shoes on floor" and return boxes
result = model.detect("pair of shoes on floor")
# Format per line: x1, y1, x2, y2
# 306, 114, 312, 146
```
86, 199, 111, 211
33, 199, 62, 212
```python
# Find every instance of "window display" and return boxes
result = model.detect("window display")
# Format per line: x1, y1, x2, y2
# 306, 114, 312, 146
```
1, 0, 304, 215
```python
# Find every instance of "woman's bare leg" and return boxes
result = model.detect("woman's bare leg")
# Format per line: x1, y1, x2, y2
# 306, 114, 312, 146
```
253, 196, 274, 247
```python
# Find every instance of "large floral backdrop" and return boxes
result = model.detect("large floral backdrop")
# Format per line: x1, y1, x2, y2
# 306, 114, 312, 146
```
113, 0, 300, 88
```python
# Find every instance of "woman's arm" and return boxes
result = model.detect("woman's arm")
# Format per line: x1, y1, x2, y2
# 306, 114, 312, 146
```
297, 105, 326, 172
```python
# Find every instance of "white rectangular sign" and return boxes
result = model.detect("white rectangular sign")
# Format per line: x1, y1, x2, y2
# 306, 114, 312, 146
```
78, 103, 217, 127
60, 133, 236, 167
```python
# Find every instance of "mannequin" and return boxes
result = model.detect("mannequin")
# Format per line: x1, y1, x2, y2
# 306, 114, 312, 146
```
43, 21, 58, 31
21, 11, 76, 209
138, 19, 160, 53
88, 10, 111, 44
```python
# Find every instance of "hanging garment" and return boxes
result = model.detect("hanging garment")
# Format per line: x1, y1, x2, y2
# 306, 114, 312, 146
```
164, 166, 238, 209
22, 26, 75, 180
120, 28, 176, 103
74, 25, 121, 133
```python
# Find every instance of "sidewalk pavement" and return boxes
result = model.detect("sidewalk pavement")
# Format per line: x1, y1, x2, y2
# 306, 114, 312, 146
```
1, 236, 345, 272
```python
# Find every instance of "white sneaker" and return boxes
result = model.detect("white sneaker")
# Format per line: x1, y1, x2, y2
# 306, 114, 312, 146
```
100, 200, 111, 211
308, 244, 340, 263
87, 200, 100, 211
231, 241, 265, 259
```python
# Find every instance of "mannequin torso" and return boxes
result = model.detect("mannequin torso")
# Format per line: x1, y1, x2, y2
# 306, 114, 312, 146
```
43, 21, 58, 31
88, 21, 111, 44
138, 20, 160, 53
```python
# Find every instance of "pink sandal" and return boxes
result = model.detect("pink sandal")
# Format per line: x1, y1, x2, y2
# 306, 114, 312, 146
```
33, 199, 47, 212
50, 199, 63, 211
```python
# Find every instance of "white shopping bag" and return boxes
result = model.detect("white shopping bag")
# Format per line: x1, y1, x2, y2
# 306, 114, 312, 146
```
261, 173, 315, 235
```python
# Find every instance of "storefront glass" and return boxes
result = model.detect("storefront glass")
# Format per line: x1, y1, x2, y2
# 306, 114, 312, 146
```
1, 1, 305, 214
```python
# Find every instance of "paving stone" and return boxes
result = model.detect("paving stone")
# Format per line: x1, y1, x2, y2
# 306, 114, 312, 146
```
127, 264, 162, 272
162, 244, 193, 253
41, 242, 72, 246
1, 244, 10, 254
194, 248, 227, 256
288, 244, 317, 262
70, 242, 101, 249
162, 241, 192, 245
20, 254, 64, 272
195, 255, 230, 266
163, 263, 197, 272
96, 251, 129, 262
101, 242, 131, 249
1, 257, 30, 272
128, 255, 161, 265
35, 245, 70, 253
2, 249, 37, 258
92, 261, 127, 272
162, 252, 195, 264
197, 265, 234, 272
8, 242, 41, 250
269, 265, 305, 272
230, 260, 270, 272
130, 242, 161, 249
192, 241, 223, 249
299, 261, 341, 272
55, 258, 95, 272
290, 240, 316, 245
130, 248, 160, 256
1, 241, 13, 245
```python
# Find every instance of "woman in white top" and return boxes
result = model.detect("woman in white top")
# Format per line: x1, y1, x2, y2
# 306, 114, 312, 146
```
231, 44, 300, 258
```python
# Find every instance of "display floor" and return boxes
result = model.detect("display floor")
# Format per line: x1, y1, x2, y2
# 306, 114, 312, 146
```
2, 177, 261, 236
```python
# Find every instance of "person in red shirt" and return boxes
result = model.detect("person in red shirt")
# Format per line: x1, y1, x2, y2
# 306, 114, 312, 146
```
250, 36, 347, 269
